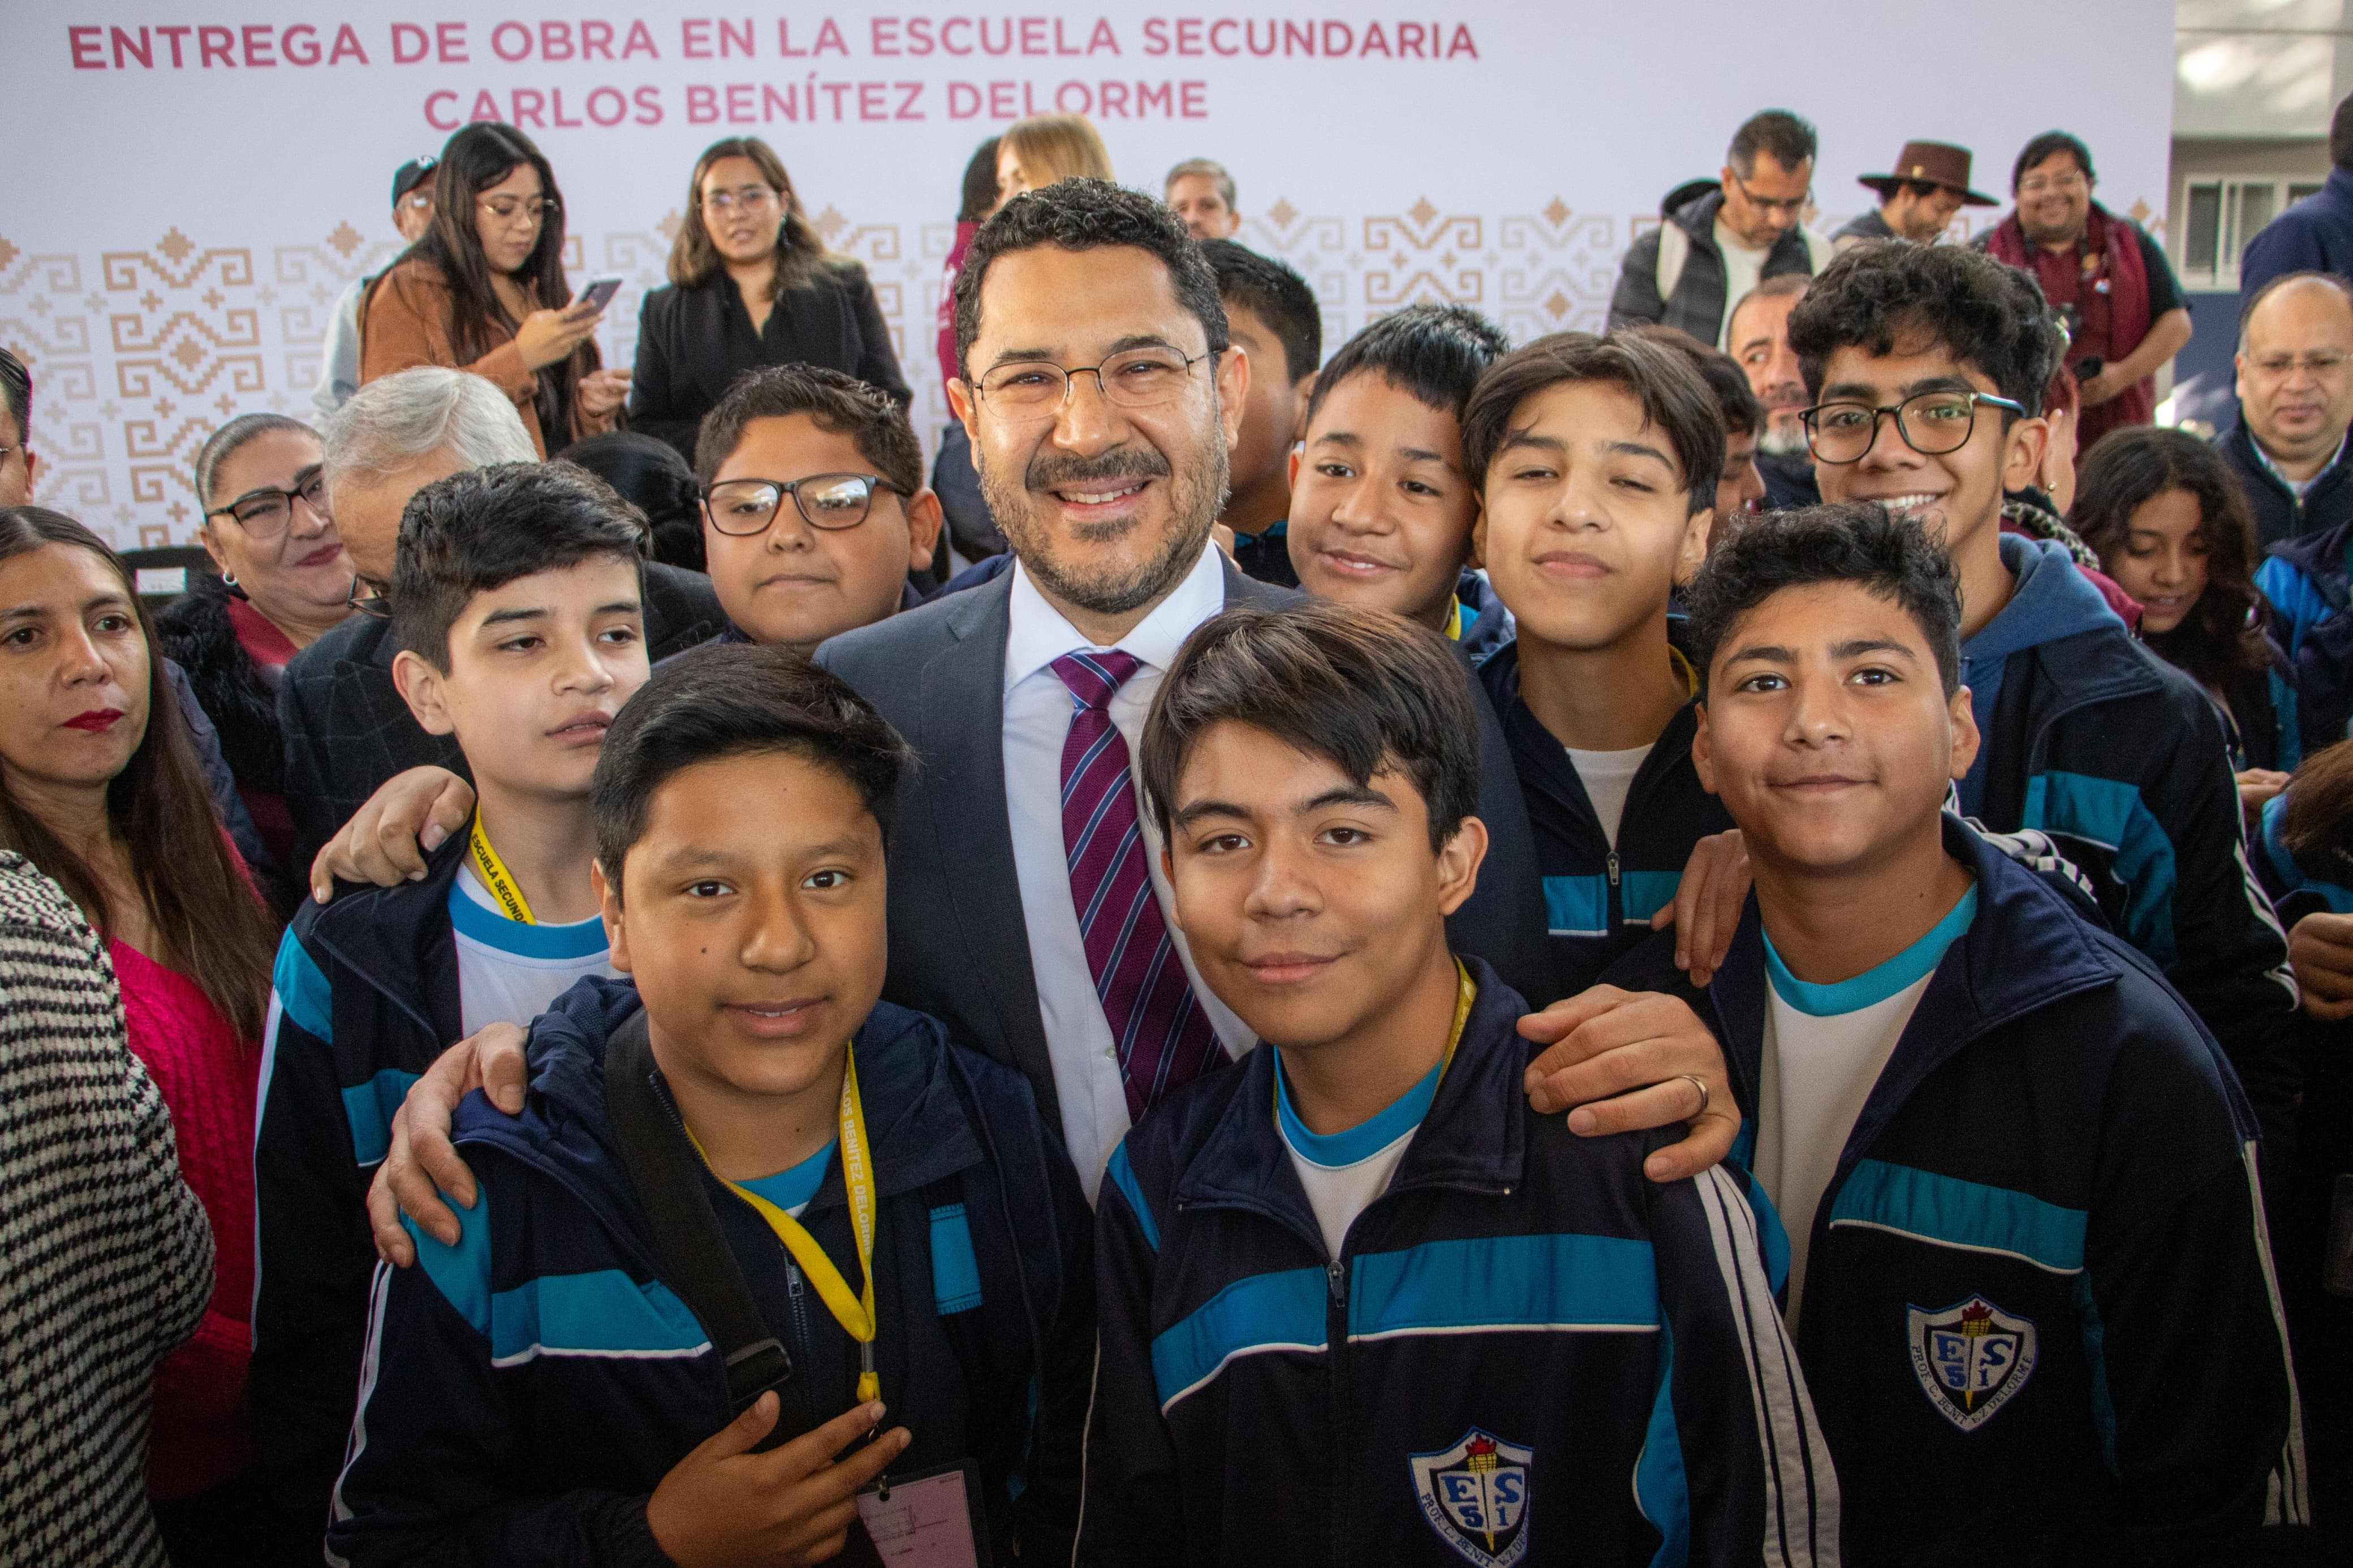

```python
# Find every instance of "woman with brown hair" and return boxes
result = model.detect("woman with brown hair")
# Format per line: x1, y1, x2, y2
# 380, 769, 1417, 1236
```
2072, 425, 2302, 809
628, 135, 911, 459
0, 507, 280, 1563
994, 113, 1114, 201
360, 121, 626, 457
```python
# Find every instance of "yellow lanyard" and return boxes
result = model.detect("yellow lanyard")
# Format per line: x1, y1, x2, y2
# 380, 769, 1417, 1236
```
467, 815, 535, 925
689, 1049, 883, 1405
1443, 596, 1464, 642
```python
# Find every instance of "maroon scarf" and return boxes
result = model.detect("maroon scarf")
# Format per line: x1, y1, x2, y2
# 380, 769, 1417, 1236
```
1985, 202, 2153, 438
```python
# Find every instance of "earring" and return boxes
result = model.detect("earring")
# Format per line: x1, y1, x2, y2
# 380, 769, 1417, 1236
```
221, 573, 239, 588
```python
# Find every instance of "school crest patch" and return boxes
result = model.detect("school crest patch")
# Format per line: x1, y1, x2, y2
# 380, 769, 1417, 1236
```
1908, 1294, 2037, 1431
1410, 1427, 1532, 1566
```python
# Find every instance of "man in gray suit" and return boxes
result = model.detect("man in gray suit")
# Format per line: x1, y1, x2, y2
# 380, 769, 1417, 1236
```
363, 184, 1744, 1252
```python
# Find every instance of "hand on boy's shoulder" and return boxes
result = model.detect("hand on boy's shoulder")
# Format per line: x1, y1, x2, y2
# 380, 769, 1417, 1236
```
1518, 985, 1738, 1185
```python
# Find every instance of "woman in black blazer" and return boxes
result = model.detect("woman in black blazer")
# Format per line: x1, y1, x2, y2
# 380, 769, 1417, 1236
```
629, 137, 912, 460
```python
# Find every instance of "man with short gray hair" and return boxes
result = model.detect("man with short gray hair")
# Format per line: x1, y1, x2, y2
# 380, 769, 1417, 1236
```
1164, 157, 1240, 239
277, 366, 722, 876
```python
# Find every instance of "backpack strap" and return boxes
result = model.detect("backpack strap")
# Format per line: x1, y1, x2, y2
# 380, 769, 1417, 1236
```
1655, 221, 1691, 306
1800, 226, 1835, 276
603, 1007, 795, 1420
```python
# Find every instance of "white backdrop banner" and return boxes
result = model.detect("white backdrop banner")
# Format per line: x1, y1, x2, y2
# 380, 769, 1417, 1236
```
2, 2, 2175, 547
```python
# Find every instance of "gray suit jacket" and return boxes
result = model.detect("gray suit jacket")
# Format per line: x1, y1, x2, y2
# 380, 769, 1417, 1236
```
815, 555, 1552, 1132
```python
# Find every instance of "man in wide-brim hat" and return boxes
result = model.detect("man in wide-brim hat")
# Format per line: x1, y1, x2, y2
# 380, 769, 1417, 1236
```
1832, 140, 1997, 248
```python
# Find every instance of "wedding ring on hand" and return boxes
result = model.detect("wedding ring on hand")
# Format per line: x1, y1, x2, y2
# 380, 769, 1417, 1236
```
1674, 1074, 1710, 1119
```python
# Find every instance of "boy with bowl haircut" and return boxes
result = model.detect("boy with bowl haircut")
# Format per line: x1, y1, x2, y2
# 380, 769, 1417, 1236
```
1285, 304, 1514, 654
327, 643, 1094, 1566
1078, 601, 1834, 1566
251, 462, 648, 1543
1609, 506, 2305, 1562
1199, 240, 1322, 584
695, 363, 946, 655
1463, 330, 1739, 994
1787, 240, 2299, 1150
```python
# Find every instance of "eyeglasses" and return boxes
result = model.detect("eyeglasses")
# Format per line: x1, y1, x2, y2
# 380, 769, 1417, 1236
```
703, 473, 910, 535
477, 195, 558, 226
703, 185, 778, 214
1729, 170, 1812, 219
974, 346, 1213, 416
398, 191, 433, 214
204, 470, 331, 539
2018, 172, 2089, 198
1801, 390, 2026, 465
348, 576, 391, 620
2248, 351, 2351, 378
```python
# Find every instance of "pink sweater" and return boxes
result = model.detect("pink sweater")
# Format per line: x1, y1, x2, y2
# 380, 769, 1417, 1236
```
111, 939, 258, 1500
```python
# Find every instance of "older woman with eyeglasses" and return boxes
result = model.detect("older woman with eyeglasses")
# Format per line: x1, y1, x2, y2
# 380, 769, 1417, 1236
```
629, 136, 911, 461
154, 414, 352, 905
360, 121, 625, 457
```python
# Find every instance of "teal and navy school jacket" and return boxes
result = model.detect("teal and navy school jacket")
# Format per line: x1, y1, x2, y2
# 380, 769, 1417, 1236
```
1078, 955, 1837, 1567
251, 833, 477, 1534
326, 978, 1094, 1568
2254, 789, 2353, 922
1478, 636, 1731, 996
1606, 817, 2308, 1566
1964, 534, 2299, 1146
2257, 519, 2353, 759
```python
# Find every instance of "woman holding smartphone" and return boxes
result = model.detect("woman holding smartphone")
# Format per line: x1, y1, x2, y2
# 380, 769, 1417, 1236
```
628, 136, 910, 460
361, 121, 626, 458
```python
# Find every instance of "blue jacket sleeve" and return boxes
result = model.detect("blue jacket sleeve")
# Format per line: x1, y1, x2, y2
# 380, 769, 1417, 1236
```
250, 928, 380, 1535
1074, 1141, 1186, 1568
2239, 214, 2325, 307
325, 1207, 671, 1567
1645, 1165, 1839, 1567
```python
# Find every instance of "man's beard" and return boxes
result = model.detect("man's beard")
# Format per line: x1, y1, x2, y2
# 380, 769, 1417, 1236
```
1757, 410, 1811, 460
977, 424, 1227, 617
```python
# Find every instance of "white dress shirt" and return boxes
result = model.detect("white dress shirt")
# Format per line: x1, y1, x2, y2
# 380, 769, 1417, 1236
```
1001, 543, 1254, 1199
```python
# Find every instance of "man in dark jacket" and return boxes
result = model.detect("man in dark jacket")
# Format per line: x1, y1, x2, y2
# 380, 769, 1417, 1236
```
283, 368, 723, 877
2241, 92, 2353, 303
2219, 271, 2353, 548
1608, 507, 2306, 1563
1609, 110, 1834, 348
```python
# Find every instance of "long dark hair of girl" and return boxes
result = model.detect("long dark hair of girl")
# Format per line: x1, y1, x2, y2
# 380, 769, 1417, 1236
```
398, 122, 582, 440
2071, 425, 2276, 686
0, 508, 276, 1040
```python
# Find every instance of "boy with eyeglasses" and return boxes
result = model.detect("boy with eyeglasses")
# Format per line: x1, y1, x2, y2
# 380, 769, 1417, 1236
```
1791, 240, 2300, 1152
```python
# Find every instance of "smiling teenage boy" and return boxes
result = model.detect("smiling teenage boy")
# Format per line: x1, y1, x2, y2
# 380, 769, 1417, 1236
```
1789, 241, 2300, 1150
1285, 303, 1515, 655
327, 643, 1092, 1567
1462, 331, 1739, 995
1609, 506, 2304, 1562
1079, 601, 1834, 1567
250, 462, 647, 1548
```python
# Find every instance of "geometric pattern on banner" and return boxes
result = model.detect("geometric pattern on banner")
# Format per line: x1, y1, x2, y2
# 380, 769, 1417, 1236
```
2, 195, 1997, 550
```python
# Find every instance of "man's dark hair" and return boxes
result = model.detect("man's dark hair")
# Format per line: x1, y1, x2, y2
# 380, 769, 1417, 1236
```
0, 347, 28, 439
392, 461, 648, 671
1786, 241, 2058, 413
593, 641, 915, 889
1683, 504, 1963, 696
1626, 325, 1763, 437
952, 179, 1229, 380
694, 363, 923, 496
1461, 330, 1726, 514
1140, 601, 1480, 852
1199, 240, 1320, 384
958, 135, 1002, 224
2010, 131, 2095, 193
1304, 303, 1510, 430
1727, 110, 1817, 176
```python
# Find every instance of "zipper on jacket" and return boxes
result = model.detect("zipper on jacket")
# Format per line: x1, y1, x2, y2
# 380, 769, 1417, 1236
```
784, 1260, 820, 1435
1325, 1257, 1351, 1567
1606, 849, 1623, 933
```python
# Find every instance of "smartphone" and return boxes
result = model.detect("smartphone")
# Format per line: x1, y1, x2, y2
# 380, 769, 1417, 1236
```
575, 275, 623, 315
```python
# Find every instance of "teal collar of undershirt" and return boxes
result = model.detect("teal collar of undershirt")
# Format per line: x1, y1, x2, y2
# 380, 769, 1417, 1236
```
737, 1138, 838, 1214
1275, 1047, 1446, 1169
1763, 886, 1978, 1017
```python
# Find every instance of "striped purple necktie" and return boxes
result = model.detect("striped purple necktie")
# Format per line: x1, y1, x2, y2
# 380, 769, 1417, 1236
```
1051, 649, 1222, 1122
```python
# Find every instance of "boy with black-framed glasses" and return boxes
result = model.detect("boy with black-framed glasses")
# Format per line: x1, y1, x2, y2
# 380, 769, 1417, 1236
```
1792, 239, 2301, 1158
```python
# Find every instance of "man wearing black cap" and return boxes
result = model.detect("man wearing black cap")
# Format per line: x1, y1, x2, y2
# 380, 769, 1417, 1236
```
1831, 140, 1997, 249
312, 157, 437, 418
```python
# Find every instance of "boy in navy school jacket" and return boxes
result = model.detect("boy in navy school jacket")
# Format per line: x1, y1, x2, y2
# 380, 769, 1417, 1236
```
327, 642, 1093, 1566
1790, 239, 2300, 1150
1462, 330, 1738, 994
1080, 601, 1837, 1567
251, 463, 651, 1546
1607, 506, 2307, 1563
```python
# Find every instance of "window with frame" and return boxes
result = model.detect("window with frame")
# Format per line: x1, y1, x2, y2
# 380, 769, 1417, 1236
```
2178, 175, 2329, 289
